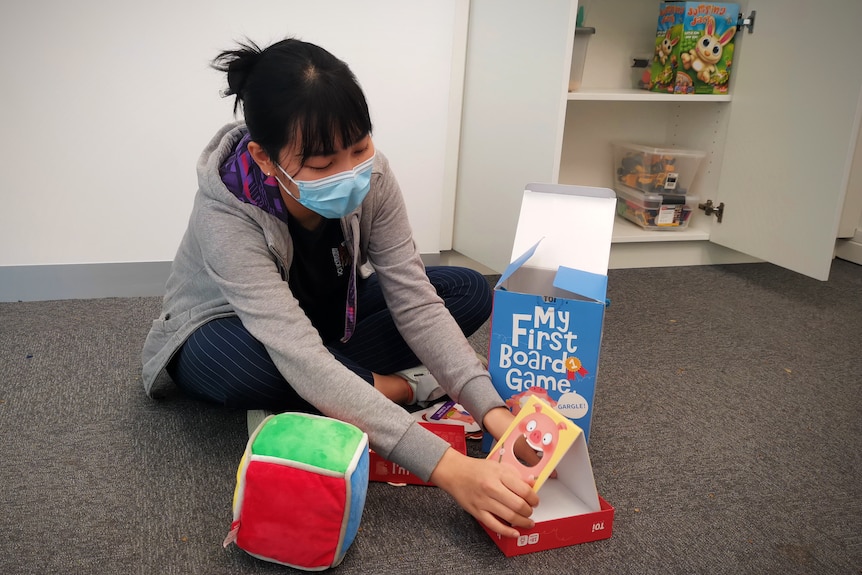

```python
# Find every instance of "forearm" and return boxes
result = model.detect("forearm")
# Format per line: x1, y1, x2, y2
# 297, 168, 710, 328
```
482, 406, 517, 440
386, 422, 452, 482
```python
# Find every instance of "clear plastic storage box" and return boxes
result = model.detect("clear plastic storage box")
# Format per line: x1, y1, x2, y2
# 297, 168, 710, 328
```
612, 142, 705, 196
614, 184, 694, 230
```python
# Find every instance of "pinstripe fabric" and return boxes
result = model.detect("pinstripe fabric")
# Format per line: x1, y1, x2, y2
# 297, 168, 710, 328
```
166, 266, 492, 410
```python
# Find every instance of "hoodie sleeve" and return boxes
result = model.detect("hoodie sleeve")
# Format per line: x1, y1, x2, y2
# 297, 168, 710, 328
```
360, 153, 506, 429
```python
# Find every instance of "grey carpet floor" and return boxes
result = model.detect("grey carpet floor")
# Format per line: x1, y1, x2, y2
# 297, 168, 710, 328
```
1, 261, 860, 574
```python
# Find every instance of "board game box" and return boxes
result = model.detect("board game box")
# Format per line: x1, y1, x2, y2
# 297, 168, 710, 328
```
648, 2, 740, 95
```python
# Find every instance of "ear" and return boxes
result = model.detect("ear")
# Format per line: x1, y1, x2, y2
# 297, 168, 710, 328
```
558, 421, 567, 431
719, 25, 736, 46
671, 36, 680, 46
706, 16, 716, 36
247, 141, 275, 175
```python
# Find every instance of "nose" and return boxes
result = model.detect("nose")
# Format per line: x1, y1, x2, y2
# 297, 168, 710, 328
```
332, 154, 356, 173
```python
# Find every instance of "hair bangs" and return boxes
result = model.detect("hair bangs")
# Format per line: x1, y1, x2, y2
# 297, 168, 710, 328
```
293, 73, 372, 162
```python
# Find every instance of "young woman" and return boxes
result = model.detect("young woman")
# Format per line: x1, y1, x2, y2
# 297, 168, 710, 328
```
141, 38, 538, 537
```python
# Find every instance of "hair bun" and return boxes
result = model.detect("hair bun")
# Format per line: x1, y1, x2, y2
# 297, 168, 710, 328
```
212, 40, 264, 107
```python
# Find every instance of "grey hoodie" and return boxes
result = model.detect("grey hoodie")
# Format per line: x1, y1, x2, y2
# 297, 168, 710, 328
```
141, 123, 504, 480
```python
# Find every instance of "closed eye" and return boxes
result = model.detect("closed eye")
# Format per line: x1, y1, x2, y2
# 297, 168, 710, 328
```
305, 135, 371, 171
351, 136, 371, 156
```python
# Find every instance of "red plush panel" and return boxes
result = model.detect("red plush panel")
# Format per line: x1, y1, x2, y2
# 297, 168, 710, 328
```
237, 460, 347, 568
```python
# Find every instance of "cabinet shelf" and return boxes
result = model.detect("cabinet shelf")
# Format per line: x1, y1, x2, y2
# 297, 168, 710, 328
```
568, 88, 732, 102
612, 216, 710, 243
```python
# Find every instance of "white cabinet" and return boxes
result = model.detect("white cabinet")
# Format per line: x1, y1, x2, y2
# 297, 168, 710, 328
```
454, 0, 862, 280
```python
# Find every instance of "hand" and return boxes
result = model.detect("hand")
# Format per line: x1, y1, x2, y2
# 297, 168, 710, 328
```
429, 448, 539, 538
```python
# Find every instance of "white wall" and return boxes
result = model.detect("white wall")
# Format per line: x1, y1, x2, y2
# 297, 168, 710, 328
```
838, 108, 862, 239
0, 0, 464, 267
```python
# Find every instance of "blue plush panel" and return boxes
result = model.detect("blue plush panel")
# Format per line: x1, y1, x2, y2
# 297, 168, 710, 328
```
341, 448, 370, 558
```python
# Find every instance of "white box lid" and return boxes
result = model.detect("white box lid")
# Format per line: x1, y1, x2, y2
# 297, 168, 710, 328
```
510, 183, 616, 276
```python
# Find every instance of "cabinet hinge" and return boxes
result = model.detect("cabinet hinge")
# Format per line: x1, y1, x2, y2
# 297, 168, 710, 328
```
698, 199, 725, 223
737, 10, 756, 34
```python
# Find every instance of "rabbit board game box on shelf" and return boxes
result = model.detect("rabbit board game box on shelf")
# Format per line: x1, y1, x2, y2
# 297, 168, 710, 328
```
480, 396, 614, 556
648, 2, 740, 95
486, 183, 616, 447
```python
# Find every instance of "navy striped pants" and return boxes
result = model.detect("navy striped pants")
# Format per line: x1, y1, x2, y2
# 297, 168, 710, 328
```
166, 266, 492, 411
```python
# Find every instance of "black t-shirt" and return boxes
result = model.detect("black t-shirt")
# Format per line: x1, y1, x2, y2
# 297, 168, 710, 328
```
286, 215, 350, 343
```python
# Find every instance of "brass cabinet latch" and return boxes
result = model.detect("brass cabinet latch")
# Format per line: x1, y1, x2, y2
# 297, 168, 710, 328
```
737, 10, 756, 33
698, 199, 725, 223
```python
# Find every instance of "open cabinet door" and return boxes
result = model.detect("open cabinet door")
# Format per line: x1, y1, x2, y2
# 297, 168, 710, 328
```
707, 0, 862, 280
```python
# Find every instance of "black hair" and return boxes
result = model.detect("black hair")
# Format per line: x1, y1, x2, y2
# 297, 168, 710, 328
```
212, 38, 373, 166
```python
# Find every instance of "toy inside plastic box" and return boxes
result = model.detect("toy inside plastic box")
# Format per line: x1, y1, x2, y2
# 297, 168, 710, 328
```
487, 183, 616, 445
612, 142, 705, 196
615, 183, 695, 230
482, 396, 614, 556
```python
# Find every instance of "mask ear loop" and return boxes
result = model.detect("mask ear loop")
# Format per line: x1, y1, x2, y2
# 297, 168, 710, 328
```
273, 164, 303, 203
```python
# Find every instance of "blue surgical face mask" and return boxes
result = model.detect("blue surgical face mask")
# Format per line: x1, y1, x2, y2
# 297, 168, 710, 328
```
275, 154, 375, 219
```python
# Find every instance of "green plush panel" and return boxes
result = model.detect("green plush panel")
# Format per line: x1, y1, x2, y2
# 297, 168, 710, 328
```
252, 413, 364, 474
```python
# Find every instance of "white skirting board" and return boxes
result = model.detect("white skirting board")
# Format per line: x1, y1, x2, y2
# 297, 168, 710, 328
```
0, 252, 496, 302
0, 262, 174, 302
835, 233, 862, 266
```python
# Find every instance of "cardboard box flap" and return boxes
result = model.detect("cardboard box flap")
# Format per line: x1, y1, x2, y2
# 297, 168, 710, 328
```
529, 479, 598, 523
496, 241, 608, 304
553, 266, 608, 304
495, 239, 543, 290
511, 184, 616, 277
554, 430, 601, 513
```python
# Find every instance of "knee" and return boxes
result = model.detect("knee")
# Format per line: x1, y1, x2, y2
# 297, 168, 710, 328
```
465, 267, 494, 314
436, 266, 494, 323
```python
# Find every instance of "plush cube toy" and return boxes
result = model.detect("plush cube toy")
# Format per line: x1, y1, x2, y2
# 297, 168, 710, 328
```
224, 412, 370, 570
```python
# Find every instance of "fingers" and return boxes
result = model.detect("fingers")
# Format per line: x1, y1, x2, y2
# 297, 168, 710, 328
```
477, 468, 538, 538
478, 485, 536, 539
432, 450, 542, 539
479, 511, 523, 540
484, 484, 534, 524
498, 467, 540, 509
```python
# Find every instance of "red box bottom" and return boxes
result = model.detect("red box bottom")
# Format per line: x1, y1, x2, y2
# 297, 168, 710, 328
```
481, 495, 614, 556
368, 422, 467, 486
